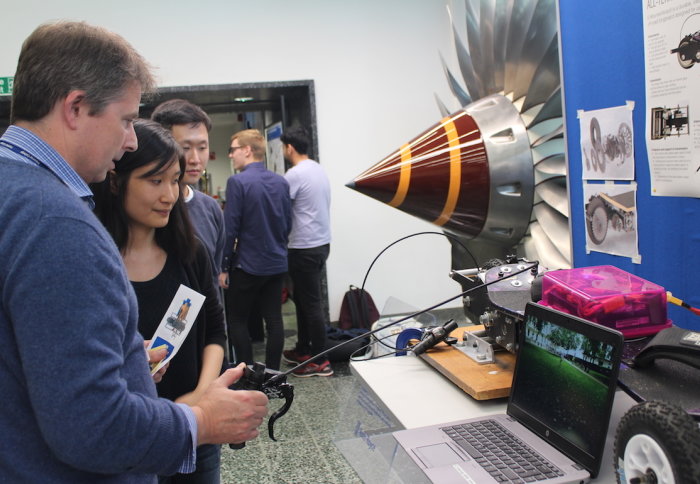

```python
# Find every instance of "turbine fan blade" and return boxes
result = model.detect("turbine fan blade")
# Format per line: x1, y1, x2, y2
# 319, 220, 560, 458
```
503, 0, 538, 95
535, 153, 566, 176
530, 124, 564, 148
528, 221, 571, 270
476, 0, 497, 94
521, 234, 539, 264
533, 202, 571, 263
434, 93, 452, 118
511, 0, 558, 101
535, 177, 569, 217
521, 35, 560, 113
526, 88, 562, 127
532, 137, 565, 163
440, 53, 472, 106
449, 5, 485, 100
464, 0, 485, 96
492, 0, 515, 93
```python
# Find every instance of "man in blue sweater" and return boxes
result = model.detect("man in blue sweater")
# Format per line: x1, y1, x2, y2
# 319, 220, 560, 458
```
0, 21, 268, 483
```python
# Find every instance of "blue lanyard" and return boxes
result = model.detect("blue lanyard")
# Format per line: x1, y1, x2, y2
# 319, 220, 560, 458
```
0, 139, 43, 167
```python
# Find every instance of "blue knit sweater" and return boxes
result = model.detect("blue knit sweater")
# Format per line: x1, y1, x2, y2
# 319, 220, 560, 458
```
187, 188, 225, 281
0, 158, 191, 482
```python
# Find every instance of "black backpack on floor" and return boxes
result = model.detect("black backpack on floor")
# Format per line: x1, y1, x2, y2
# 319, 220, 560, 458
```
323, 286, 379, 361
338, 285, 379, 330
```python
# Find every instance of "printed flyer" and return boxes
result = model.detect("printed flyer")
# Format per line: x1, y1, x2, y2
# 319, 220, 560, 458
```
643, 0, 700, 196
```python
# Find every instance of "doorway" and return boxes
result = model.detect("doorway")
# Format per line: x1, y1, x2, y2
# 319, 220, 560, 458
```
140, 80, 317, 196
0, 79, 318, 196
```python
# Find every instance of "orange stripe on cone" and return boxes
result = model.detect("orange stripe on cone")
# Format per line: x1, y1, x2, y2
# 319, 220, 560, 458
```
388, 143, 412, 208
433, 116, 461, 226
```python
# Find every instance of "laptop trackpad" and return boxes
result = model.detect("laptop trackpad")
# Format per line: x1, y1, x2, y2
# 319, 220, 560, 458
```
414, 443, 465, 468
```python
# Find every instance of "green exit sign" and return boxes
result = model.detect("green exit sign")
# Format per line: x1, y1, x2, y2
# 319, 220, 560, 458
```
0, 77, 13, 95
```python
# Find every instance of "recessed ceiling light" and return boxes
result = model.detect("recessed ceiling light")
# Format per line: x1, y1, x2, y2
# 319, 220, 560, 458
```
233, 96, 254, 102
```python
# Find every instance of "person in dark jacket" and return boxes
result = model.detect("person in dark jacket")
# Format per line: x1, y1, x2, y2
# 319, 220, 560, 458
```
221, 129, 292, 370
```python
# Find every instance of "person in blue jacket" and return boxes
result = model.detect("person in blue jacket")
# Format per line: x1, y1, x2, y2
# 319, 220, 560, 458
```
221, 129, 292, 370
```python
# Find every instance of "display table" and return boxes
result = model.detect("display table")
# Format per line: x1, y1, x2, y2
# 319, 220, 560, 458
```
333, 354, 636, 483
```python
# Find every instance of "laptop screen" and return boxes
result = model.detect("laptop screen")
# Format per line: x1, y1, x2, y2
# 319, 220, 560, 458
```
507, 302, 623, 477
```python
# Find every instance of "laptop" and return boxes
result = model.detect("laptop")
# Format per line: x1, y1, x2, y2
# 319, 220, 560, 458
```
394, 302, 623, 483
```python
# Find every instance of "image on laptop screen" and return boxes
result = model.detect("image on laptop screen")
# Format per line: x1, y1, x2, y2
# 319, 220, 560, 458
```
509, 304, 621, 463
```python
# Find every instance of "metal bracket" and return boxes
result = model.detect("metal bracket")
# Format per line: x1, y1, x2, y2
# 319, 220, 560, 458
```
455, 330, 495, 364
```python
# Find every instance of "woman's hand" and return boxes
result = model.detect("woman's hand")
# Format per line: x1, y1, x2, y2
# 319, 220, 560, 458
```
144, 340, 170, 383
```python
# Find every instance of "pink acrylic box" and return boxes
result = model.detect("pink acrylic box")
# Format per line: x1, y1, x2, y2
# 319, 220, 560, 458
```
540, 265, 672, 338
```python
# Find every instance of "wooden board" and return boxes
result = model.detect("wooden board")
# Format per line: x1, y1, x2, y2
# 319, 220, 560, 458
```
419, 325, 515, 400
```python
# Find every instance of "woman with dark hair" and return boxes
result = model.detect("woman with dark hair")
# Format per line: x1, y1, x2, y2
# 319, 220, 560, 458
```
92, 119, 226, 484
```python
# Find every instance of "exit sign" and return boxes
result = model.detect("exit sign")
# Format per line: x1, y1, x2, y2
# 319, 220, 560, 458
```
0, 77, 13, 95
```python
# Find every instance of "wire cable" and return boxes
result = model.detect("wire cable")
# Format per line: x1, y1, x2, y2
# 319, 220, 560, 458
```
667, 291, 700, 316
265, 261, 538, 387
359, 231, 480, 294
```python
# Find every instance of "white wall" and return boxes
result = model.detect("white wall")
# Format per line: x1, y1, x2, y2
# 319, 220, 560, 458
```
1, 0, 467, 320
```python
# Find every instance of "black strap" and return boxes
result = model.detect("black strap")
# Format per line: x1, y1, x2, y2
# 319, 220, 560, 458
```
348, 285, 370, 329
346, 285, 362, 328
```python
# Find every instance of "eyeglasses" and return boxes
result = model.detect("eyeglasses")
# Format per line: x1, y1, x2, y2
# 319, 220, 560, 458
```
228, 145, 243, 155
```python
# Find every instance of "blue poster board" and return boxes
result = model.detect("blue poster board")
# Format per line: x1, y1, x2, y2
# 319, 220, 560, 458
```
559, 0, 700, 329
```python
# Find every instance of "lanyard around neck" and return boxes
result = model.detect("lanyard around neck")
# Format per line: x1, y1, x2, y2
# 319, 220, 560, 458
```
0, 139, 43, 166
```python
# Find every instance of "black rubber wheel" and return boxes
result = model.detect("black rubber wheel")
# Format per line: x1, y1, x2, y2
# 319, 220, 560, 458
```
586, 197, 608, 245
678, 40, 695, 69
614, 400, 700, 484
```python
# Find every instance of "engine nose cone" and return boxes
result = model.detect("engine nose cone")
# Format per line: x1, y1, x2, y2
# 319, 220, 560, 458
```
347, 109, 489, 238
347, 94, 533, 246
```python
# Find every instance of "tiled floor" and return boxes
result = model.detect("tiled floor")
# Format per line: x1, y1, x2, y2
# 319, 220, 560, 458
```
220, 301, 364, 484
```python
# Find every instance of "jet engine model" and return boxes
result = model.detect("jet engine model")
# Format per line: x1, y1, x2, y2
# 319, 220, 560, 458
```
347, 0, 571, 271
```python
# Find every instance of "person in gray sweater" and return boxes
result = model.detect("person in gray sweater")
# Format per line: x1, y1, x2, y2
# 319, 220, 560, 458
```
0, 21, 268, 483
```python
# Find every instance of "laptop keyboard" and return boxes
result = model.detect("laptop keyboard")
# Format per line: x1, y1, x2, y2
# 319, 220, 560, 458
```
441, 420, 564, 483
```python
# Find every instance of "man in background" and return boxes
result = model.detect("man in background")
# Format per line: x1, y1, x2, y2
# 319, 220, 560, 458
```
151, 99, 225, 296
221, 129, 291, 371
0, 20, 267, 482
279, 127, 333, 377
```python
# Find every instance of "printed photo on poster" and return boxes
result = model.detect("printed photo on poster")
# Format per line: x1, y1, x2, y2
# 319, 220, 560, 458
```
578, 103, 635, 181
584, 182, 640, 262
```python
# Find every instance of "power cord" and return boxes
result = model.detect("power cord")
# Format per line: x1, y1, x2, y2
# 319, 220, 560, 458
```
356, 231, 480, 355
667, 292, 700, 316
359, 231, 480, 293
265, 261, 538, 387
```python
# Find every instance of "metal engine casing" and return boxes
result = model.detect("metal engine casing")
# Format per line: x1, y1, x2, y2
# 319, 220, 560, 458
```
450, 258, 545, 353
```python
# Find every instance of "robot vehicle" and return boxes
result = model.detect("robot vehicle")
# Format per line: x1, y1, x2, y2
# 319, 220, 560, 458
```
671, 31, 700, 68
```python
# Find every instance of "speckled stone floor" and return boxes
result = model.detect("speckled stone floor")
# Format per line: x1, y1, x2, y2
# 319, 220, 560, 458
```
220, 301, 364, 484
